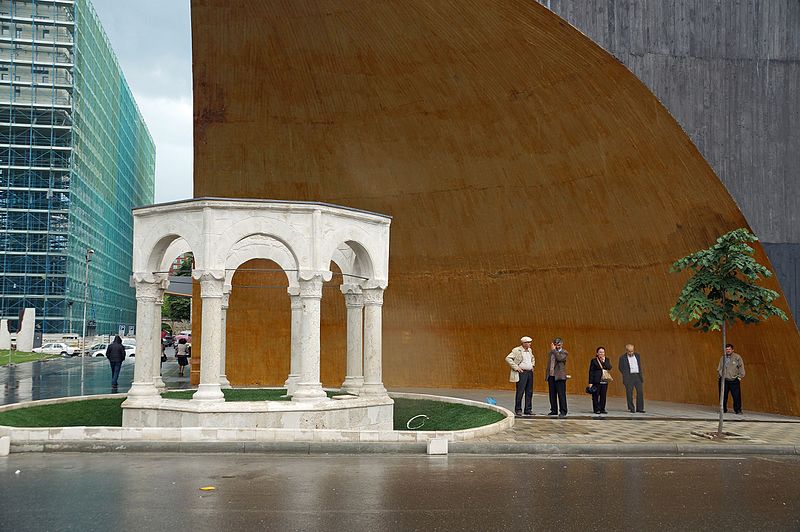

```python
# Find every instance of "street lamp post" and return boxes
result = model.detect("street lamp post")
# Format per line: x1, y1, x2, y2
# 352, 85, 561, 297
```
80, 249, 94, 396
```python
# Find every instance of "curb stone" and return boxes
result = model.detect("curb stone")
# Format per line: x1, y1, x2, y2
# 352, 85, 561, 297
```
9, 440, 800, 456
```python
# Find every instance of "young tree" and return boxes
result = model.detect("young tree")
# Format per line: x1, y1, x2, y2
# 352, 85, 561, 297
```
669, 227, 787, 437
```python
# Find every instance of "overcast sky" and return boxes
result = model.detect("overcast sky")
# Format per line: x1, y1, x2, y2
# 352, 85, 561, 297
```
90, 0, 193, 203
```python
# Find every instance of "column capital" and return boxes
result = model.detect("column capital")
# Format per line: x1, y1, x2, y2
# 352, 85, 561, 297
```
362, 287, 384, 306
193, 269, 225, 298
133, 275, 163, 302
299, 276, 324, 299
342, 291, 364, 309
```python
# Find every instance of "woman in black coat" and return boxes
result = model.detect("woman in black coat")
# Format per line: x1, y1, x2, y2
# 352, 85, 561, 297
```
105, 335, 127, 388
588, 346, 612, 414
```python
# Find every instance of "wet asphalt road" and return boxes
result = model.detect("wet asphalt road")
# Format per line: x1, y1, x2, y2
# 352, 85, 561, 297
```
2, 454, 799, 531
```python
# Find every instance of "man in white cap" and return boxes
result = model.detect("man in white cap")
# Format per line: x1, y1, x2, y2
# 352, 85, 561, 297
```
506, 336, 535, 416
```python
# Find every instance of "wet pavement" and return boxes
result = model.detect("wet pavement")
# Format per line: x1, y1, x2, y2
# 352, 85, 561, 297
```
2, 453, 799, 531
1, 349, 189, 405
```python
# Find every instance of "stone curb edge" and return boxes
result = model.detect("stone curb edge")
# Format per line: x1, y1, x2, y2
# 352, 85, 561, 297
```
9, 440, 800, 456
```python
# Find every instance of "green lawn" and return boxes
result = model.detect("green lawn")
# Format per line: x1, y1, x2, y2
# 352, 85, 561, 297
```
0, 398, 124, 427
0, 393, 505, 431
0, 350, 61, 366
393, 398, 504, 431
161, 388, 292, 401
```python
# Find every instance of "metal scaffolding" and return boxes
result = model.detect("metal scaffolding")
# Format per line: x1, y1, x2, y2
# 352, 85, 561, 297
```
0, 0, 155, 334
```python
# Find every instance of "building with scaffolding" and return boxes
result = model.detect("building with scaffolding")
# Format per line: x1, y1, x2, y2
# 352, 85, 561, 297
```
0, 0, 154, 334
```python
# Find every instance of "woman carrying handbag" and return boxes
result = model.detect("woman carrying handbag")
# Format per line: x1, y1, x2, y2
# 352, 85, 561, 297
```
588, 346, 613, 414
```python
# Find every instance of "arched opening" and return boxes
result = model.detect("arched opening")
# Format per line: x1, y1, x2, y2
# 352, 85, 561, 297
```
320, 260, 346, 386
225, 258, 290, 386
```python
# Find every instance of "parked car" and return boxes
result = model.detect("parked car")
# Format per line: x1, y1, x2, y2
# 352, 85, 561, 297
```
90, 342, 135, 360
33, 342, 75, 357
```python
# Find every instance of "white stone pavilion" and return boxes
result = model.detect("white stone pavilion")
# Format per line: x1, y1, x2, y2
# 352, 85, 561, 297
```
122, 198, 393, 430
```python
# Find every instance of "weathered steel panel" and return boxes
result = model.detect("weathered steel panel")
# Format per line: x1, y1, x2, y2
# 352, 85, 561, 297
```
539, 0, 800, 325
190, 0, 800, 414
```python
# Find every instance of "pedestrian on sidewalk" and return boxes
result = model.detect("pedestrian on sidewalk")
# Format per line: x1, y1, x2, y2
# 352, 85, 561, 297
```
588, 346, 612, 414
718, 343, 745, 414
105, 335, 126, 389
619, 344, 645, 413
545, 337, 568, 417
506, 336, 536, 416
176, 338, 189, 377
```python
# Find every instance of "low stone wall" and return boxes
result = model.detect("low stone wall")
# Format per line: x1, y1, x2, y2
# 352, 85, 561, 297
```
122, 394, 395, 430
0, 392, 513, 452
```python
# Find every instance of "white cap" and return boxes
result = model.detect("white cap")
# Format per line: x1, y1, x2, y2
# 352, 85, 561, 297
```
520, 336, 532, 343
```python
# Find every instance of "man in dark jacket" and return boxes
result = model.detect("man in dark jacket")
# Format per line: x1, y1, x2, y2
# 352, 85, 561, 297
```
105, 335, 127, 388
619, 344, 645, 413
544, 337, 569, 417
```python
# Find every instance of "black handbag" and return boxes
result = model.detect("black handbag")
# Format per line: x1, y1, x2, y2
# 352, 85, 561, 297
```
585, 384, 597, 394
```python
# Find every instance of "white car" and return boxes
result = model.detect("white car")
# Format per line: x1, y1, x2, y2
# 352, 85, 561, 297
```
33, 342, 75, 357
91, 342, 136, 360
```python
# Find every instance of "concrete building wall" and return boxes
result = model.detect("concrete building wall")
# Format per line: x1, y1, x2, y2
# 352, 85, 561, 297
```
538, 0, 800, 326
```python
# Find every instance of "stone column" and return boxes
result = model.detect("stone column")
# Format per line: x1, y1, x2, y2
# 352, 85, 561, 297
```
292, 275, 327, 401
283, 287, 302, 396
151, 281, 167, 390
219, 290, 232, 388
127, 275, 163, 400
192, 270, 225, 402
340, 284, 364, 394
361, 287, 387, 396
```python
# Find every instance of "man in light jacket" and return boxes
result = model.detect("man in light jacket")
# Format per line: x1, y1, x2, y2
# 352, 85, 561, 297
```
718, 343, 745, 414
506, 336, 535, 416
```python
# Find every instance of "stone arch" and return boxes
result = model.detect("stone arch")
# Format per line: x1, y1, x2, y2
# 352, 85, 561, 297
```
215, 217, 308, 274
320, 230, 380, 286
224, 234, 299, 289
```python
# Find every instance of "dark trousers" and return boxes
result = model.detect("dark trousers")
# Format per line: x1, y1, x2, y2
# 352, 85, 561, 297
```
719, 378, 742, 413
591, 383, 608, 413
109, 360, 123, 386
624, 374, 644, 411
514, 370, 533, 414
547, 376, 567, 415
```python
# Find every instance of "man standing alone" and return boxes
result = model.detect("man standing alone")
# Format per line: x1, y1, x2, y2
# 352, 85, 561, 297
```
506, 336, 535, 416
619, 344, 645, 413
545, 337, 568, 417
105, 335, 126, 389
718, 343, 745, 414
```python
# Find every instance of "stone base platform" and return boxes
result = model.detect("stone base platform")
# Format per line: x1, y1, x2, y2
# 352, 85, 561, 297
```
121, 394, 395, 431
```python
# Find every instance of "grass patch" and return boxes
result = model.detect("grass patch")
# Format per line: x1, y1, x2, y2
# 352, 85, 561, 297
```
0, 398, 125, 427
393, 398, 504, 431
162, 388, 292, 401
0, 394, 504, 431
0, 350, 61, 366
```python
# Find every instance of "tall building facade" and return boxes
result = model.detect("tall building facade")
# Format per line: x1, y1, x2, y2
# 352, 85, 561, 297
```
0, 0, 154, 334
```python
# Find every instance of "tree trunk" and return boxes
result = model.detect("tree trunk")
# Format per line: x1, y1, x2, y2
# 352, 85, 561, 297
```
718, 321, 727, 436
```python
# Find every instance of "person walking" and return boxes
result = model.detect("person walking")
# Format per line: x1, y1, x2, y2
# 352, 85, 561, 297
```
619, 343, 645, 413
588, 346, 612, 414
545, 337, 568, 417
176, 337, 190, 377
718, 343, 745, 414
105, 335, 126, 389
506, 336, 536, 416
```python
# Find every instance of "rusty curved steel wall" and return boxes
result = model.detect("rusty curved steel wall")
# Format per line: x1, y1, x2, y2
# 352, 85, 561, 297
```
190, 0, 800, 414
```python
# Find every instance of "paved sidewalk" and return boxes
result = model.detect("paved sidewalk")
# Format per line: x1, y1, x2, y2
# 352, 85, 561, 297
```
2, 362, 799, 454
394, 387, 800, 453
